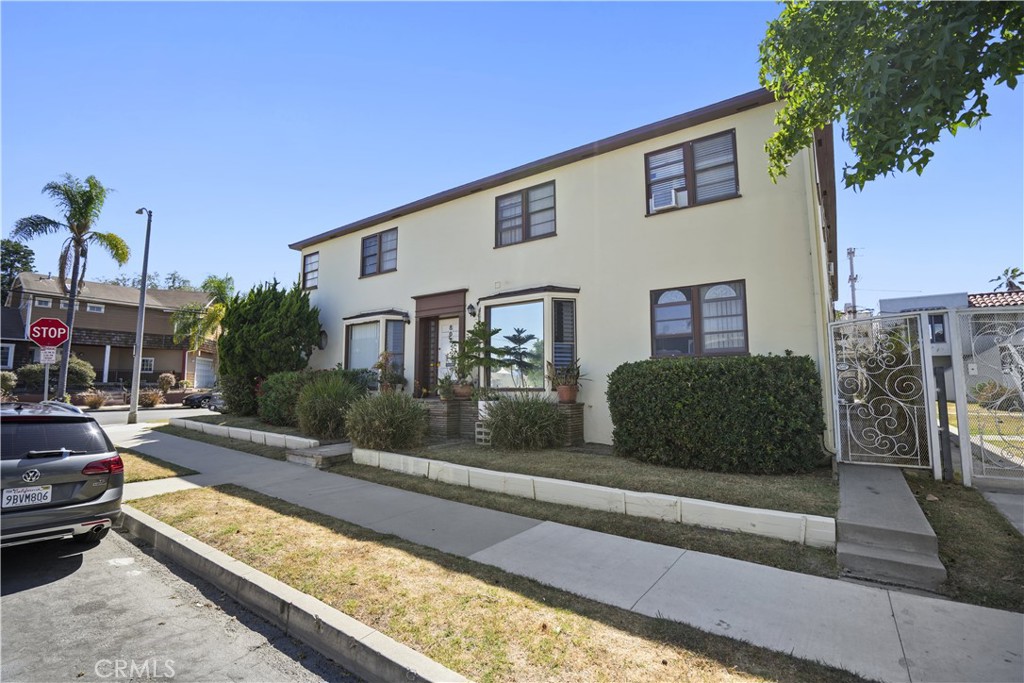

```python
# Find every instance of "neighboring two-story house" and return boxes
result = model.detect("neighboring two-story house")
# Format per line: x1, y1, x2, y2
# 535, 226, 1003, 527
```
290, 88, 839, 445
4, 273, 219, 388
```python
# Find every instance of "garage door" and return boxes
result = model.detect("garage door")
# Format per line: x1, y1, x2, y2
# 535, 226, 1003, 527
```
195, 358, 216, 388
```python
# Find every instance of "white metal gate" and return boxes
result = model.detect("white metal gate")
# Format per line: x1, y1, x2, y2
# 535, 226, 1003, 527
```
950, 307, 1024, 486
830, 313, 937, 470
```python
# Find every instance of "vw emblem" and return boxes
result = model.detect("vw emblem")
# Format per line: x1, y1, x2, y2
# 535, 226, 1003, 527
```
22, 469, 41, 483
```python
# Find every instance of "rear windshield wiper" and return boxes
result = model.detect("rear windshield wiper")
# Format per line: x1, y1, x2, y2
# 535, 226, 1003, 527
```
25, 449, 89, 459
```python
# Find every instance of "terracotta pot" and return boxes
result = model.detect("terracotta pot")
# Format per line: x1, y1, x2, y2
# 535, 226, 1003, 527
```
556, 385, 578, 404
452, 383, 474, 400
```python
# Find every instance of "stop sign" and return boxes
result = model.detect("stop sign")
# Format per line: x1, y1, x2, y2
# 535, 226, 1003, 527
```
29, 317, 70, 347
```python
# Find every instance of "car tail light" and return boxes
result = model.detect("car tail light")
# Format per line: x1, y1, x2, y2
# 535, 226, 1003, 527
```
81, 455, 124, 475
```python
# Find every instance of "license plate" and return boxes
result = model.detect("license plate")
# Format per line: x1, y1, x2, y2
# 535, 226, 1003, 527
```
2, 486, 53, 508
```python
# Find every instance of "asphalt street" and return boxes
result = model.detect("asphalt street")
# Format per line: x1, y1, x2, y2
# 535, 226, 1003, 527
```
1, 529, 361, 683
89, 407, 216, 427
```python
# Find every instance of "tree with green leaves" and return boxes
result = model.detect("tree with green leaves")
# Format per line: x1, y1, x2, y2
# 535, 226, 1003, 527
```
1, 239, 35, 304
990, 267, 1023, 292
11, 174, 129, 398
217, 279, 320, 415
163, 271, 194, 290
759, 1, 1023, 189
171, 274, 235, 352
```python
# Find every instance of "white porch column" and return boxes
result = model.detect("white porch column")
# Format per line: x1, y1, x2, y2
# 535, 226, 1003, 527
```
102, 345, 111, 383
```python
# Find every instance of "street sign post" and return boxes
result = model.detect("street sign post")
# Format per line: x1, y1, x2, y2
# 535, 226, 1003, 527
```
29, 318, 70, 402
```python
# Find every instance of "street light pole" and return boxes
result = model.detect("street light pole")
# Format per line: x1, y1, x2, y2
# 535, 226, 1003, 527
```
127, 208, 153, 425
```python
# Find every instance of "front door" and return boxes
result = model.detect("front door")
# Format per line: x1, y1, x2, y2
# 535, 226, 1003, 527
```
437, 317, 459, 380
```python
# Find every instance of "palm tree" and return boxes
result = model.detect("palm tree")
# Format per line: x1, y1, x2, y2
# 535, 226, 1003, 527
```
990, 267, 1023, 292
171, 274, 235, 352
12, 174, 129, 398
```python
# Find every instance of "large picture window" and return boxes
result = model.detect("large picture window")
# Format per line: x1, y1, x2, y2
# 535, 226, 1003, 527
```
0, 344, 13, 370
495, 181, 556, 247
651, 280, 746, 357
361, 228, 398, 277
645, 130, 738, 214
488, 301, 545, 389
344, 318, 406, 375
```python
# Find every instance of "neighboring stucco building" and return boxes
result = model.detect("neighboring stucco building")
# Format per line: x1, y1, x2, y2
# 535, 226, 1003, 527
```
290, 88, 839, 445
4, 273, 219, 387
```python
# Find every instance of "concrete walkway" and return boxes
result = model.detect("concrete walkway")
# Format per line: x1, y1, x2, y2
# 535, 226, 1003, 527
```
108, 424, 1024, 683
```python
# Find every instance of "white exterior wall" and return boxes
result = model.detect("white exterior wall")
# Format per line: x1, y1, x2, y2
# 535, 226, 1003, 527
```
301, 102, 832, 445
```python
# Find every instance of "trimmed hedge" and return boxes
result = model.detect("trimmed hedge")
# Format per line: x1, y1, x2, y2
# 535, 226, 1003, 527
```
607, 354, 826, 473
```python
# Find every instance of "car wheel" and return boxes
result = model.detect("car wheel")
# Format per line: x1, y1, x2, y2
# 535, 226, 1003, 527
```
200, 398, 210, 409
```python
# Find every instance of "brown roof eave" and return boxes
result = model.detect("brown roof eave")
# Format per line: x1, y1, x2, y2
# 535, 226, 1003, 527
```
814, 124, 839, 302
290, 88, 777, 251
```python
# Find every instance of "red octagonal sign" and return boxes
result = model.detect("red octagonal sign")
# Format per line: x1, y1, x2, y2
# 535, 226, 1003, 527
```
29, 317, 70, 347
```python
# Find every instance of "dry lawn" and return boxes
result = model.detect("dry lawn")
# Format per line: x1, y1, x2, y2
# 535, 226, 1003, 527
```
132, 485, 868, 683
120, 450, 197, 484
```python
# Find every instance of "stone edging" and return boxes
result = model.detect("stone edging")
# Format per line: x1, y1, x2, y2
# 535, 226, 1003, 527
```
169, 418, 319, 450
353, 448, 836, 549
120, 506, 467, 683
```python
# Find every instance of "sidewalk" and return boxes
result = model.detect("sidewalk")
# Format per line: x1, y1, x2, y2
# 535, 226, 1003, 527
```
107, 423, 1024, 683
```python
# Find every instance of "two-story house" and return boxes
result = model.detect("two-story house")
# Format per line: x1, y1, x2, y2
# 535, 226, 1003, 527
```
4, 273, 219, 388
290, 88, 839, 445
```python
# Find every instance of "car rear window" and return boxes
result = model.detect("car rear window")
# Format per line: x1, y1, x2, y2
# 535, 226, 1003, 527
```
0, 419, 114, 460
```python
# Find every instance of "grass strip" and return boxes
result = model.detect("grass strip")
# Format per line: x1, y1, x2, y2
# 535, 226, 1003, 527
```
120, 448, 198, 483
152, 424, 287, 460
411, 441, 839, 517
903, 470, 1024, 612
131, 485, 869, 683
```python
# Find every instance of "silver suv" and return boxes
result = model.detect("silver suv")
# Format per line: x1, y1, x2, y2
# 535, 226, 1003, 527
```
1, 402, 123, 547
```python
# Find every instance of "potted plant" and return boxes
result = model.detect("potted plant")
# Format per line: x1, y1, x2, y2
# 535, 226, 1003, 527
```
546, 358, 585, 404
373, 351, 407, 393
447, 321, 506, 399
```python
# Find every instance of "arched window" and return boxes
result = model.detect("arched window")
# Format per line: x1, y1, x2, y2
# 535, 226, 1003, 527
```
651, 280, 746, 357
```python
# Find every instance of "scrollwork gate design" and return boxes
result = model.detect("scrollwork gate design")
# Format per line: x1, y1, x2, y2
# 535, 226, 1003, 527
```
831, 315, 931, 468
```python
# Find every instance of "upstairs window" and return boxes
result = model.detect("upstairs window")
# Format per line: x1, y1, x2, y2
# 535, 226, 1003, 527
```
645, 130, 738, 214
361, 228, 398, 277
34, 298, 52, 308
86, 303, 105, 314
496, 181, 556, 247
651, 280, 746, 357
303, 252, 319, 289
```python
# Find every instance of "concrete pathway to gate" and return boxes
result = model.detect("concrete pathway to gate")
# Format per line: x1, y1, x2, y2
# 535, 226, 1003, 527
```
107, 424, 1024, 683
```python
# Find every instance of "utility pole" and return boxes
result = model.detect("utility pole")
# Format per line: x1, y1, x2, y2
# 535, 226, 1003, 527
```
847, 247, 859, 317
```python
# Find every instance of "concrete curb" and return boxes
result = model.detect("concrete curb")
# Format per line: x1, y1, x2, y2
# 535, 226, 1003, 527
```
169, 417, 320, 450
119, 506, 468, 683
354, 448, 836, 548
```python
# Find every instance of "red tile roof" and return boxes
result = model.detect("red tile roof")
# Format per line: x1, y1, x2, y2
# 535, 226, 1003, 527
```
968, 290, 1024, 307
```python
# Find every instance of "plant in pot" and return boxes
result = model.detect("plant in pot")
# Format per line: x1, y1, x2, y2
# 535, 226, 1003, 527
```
546, 358, 585, 404
448, 321, 506, 399
372, 351, 407, 393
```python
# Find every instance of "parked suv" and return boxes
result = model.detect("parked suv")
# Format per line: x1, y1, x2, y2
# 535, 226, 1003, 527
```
1, 402, 123, 547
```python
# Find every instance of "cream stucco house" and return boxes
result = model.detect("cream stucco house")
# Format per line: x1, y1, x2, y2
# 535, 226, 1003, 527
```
290, 88, 839, 445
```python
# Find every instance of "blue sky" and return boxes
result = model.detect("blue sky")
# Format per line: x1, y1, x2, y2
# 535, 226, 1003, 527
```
3, 1, 1022, 313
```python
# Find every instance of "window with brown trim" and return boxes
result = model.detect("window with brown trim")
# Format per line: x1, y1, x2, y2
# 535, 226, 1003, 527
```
302, 252, 319, 289
651, 280, 747, 357
645, 130, 738, 214
361, 228, 398, 277
495, 181, 556, 247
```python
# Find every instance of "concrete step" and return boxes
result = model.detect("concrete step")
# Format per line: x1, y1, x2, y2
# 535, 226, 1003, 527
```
837, 463, 947, 591
286, 442, 352, 469
837, 541, 947, 592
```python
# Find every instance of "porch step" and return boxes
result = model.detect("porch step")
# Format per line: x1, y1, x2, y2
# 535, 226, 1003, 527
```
286, 442, 353, 469
836, 541, 947, 591
837, 464, 947, 591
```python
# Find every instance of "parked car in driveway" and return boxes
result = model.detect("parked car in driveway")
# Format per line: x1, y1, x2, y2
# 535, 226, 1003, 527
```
182, 391, 214, 409
208, 392, 227, 413
0, 402, 123, 547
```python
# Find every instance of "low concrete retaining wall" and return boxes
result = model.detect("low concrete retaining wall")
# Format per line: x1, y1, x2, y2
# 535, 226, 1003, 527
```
120, 507, 466, 683
353, 448, 836, 549
169, 418, 319, 450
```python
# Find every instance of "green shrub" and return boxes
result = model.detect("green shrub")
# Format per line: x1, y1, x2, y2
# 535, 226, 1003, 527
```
607, 354, 826, 474
219, 374, 259, 416
335, 365, 378, 392
483, 393, 564, 451
258, 370, 317, 426
138, 388, 164, 408
296, 373, 367, 440
346, 392, 429, 451
17, 355, 96, 390
0, 371, 16, 393
157, 372, 177, 393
